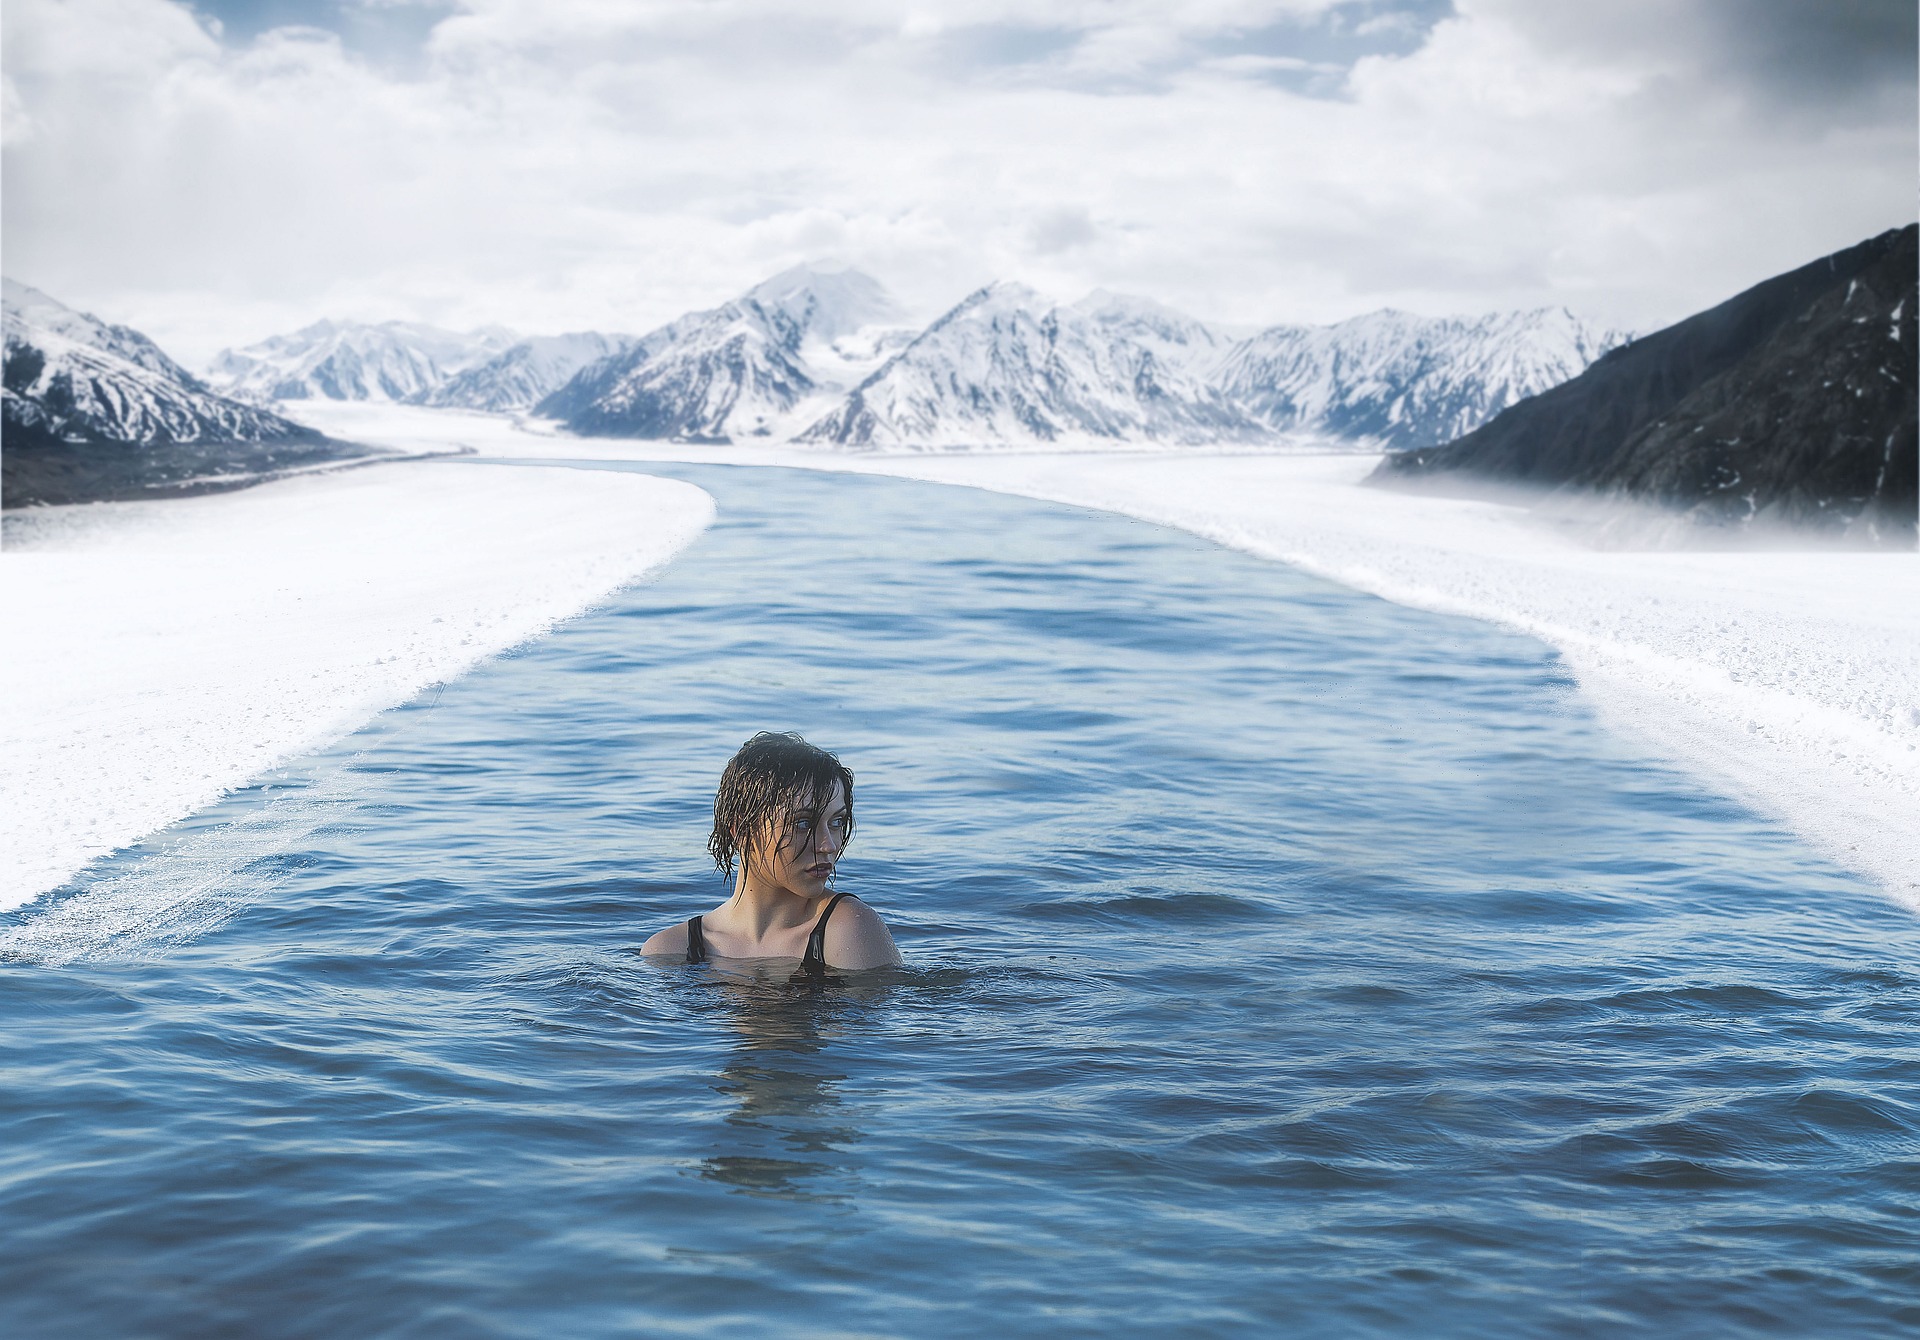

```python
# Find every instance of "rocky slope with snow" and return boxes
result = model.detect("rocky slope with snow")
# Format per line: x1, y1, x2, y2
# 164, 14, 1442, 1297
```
423, 332, 635, 413
199, 265, 1625, 453
538, 265, 910, 441
798, 291, 1623, 452
209, 320, 517, 403
798, 285, 1257, 448
3, 280, 390, 506
1375, 225, 1917, 547
1217, 307, 1626, 449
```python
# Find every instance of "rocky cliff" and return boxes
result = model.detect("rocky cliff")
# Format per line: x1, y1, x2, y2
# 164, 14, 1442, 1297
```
1374, 226, 1918, 546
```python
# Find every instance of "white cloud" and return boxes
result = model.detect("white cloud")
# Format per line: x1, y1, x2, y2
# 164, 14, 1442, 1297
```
2, 0, 1911, 363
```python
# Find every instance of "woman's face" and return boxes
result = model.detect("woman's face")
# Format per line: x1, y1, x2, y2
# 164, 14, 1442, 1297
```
744, 778, 849, 900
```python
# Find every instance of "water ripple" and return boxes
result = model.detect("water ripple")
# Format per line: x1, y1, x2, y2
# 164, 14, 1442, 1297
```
4, 464, 1917, 1336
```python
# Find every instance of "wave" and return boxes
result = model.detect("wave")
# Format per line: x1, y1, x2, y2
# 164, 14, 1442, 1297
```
0, 766, 362, 966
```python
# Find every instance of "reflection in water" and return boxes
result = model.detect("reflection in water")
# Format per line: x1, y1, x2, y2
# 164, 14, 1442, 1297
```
694, 968, 880, 1201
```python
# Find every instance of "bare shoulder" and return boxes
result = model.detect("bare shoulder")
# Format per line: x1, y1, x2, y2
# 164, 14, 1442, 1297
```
823, 896, 903, 971
640, 921, 692, 957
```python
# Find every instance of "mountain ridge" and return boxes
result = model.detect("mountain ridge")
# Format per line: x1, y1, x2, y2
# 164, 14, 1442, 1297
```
1373, 225, 1918, 547
210, 319, 518, 403
193, 266, 1628, 452
3, 280, 391, 507
535, 264, 910, 441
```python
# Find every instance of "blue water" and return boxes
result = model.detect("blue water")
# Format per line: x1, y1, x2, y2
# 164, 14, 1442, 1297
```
4, 463, 1917, 1338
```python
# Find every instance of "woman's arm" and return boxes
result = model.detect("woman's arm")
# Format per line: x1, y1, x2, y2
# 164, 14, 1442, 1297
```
824, 897, 904, 970
639, 922, 692, 957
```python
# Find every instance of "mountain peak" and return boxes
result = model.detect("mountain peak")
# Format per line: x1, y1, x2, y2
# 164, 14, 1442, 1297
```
3, 277, 65, 315
742, 264, 899, 341
2, 278, 352, 502
207, 320, 518, 402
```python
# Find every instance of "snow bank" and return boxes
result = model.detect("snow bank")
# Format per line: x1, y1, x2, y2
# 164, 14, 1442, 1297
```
1, 459, 714, 911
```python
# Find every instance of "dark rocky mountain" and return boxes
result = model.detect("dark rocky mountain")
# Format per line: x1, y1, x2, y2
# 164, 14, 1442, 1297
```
1373, 227, 1918, 546
3, 280, 389, 508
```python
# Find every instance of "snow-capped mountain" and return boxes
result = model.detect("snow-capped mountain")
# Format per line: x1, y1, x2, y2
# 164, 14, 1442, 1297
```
209, 320, 518, 402
1217, 307, 1628, 449
3, 279, 394, 507
3, 279, 317, 448
539, 265, 909, 440
799, 285, 1257, 448
423, 332, 635, 412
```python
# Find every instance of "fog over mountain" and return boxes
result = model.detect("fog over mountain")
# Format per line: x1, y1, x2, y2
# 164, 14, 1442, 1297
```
423, 333, 637, 414
209, 321, 518, 403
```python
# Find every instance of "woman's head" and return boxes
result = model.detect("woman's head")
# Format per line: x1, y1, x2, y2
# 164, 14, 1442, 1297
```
709, 731, 856, 886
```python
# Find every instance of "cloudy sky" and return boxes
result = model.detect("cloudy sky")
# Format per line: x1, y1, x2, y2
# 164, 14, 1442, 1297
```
3, 0, 1914, 361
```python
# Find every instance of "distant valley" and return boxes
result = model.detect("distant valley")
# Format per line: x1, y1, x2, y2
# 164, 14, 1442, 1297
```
12, 237, 1910, 547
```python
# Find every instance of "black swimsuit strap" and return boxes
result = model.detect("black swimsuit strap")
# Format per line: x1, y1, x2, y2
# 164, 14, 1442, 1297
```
685, 915, 707, 964
798, 892, 852, 976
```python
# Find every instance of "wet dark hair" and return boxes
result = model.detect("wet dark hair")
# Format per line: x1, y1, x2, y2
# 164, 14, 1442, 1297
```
708, 731, 856, 881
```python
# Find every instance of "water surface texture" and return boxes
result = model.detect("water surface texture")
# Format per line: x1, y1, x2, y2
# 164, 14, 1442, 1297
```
4, 463, 1917, 1337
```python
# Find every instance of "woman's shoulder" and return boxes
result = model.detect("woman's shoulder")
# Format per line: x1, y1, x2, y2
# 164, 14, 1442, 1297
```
639, 919, 693, 957
823, 894, 903, 970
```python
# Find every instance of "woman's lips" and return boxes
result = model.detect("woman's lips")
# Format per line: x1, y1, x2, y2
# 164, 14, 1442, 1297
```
805, 863, 834, 878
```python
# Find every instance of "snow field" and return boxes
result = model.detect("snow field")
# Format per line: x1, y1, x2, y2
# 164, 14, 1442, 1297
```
1, 459, 714, 910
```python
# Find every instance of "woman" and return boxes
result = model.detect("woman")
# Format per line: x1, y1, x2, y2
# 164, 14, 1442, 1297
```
643, 732, 902, 977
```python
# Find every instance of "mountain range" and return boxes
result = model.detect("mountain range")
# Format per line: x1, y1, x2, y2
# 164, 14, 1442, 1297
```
550, 268, 1625, 451
1374, 225, 1917, 547
3, 280, 389, 507
536, 266, 907, 440
1217, 306, 1624, 447
209, 320, 519, 402
198, 264, 1626, 451
421, 332, 635, 413
798, 286, 1254, 448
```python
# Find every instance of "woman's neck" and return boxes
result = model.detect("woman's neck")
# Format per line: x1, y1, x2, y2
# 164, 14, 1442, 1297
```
722, 870, 816, 940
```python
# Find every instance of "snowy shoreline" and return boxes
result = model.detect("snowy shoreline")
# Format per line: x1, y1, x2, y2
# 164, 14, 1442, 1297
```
1, 456, 714, 910
7, 400, 1914, 917
303, 402, 1920, 910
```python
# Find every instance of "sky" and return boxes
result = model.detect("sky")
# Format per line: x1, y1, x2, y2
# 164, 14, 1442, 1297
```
2, 0, 1915, 363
